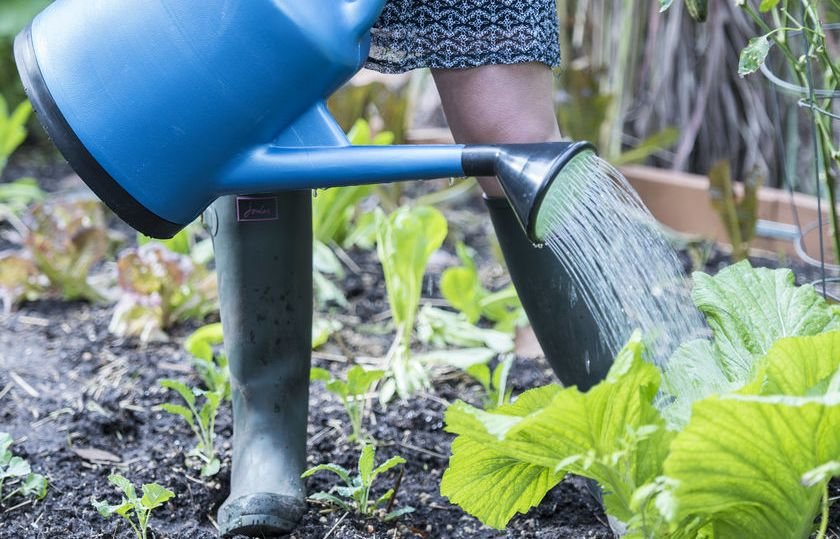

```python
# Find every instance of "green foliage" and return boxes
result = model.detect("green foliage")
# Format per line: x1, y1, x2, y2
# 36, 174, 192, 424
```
415, 305, 514, 354
440, 242, 525, 333
311, 365, 385, 443
0, 96, 32, 174
375, 205, 448, 399
0, 432, 47, 506
159, 379, 221, 477
183, 323, 230, 400
302, 443, 413, 521
109, 243, 218, 342
91, 474, 174, 539
0, 178, 44, 222
707, 160, 762, 261
464, 355, 515, 410
738, 35, 772, 77
441, 262, 840, 537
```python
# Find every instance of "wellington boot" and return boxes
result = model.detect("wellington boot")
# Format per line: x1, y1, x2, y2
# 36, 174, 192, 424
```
207, 192, 312, 537
486, 197, 612, 390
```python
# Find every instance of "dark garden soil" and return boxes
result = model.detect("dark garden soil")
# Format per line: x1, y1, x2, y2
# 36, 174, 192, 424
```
1, 146, 839, 539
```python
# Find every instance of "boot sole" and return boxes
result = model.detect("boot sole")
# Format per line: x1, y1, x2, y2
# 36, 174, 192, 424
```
218, 492, 305, 538
220, 513, 298, 538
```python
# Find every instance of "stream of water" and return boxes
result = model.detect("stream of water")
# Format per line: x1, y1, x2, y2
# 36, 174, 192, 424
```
536, 151, 708, 366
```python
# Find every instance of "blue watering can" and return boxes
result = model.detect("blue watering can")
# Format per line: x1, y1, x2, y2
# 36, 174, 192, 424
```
15, 0, 592, 241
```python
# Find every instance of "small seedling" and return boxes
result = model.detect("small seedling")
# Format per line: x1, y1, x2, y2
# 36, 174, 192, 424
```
302, 443, 413, 521
311, 365, 384, 443
465, 355, 514, 410
159, 379, 221, 476
184, 323, 230, 400
440, 242, 525, 333
91, 474, 174, 539
0, 433, 47, 505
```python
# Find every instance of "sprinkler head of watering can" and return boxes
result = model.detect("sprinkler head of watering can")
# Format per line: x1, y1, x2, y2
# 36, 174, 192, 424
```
462, 141, 597, 244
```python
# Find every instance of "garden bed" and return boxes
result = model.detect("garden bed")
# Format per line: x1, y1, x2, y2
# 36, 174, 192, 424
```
2, 147, 839, 539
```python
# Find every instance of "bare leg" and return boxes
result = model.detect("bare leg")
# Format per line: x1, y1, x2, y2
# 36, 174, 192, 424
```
431, 63, 562, 197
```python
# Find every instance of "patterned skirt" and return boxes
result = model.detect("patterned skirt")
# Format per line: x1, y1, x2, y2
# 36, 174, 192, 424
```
366, 0, 562, 73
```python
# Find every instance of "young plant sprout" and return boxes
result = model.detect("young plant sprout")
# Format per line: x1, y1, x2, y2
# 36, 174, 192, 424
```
159, 379, 221, 477
440, 242, 525, 333
302, 443, 413, 521
184, 323, 231, 401
311, 365, 384, 443
464, 355, 514, 410
0, 433, 47, 506
91, 474, 174, 539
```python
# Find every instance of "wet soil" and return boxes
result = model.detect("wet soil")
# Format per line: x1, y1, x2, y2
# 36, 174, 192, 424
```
1, 146, 837, 539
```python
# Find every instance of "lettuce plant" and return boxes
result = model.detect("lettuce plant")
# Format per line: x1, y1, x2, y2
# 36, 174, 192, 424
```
302, 443, 413, 521
0, 253, 44, 314
91, 474, 174, 539
159, 379, 221, 477
311, 365, 385, 443
376, 205, 448, 399
109, 243, 218, 342
0, 432, 47, 505
441, 262, 840, 538
464, 355, 514, 411
22, 197, 109, 303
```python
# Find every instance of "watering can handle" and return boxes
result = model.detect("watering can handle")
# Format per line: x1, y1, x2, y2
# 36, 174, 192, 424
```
343, 0, 387, 37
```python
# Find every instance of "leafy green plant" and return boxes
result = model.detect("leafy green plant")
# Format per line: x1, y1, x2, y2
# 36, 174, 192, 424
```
707, 159, 763, 261
302, 443, 413, 521
376, 205, 448, 399
0, 432, 47, 505
440, 262, 840, 537
440, 242, 525, 333
22, 197, 108, 303
0, 95, 31, 173
464, 355, 514, 411
183, 323, 230, 401
159, 379, 221, 477
91, 474, 174, 539
375, 205, 448, 399
109, 243, 218, 342
311, 365, 385, 443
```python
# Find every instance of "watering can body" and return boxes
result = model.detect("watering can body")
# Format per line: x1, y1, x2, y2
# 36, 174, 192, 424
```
16, 0, 593, 241
17, 0, 386, 236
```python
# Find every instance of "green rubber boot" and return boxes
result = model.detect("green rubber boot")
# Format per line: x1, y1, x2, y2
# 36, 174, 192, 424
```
486, 197, 612, 390
207, 192, 312, 537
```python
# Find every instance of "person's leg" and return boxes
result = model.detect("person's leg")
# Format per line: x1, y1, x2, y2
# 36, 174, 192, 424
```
432, 63, 612, 389
209, 192, 312, 537
432, 63, 561, 198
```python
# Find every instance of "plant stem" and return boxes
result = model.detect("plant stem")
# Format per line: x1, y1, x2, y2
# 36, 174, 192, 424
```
817, 482, 829, 539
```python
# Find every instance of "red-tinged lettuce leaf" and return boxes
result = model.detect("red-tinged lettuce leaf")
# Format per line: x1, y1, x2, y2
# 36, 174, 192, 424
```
109, 243, 218, 342
23, 197, 108, 302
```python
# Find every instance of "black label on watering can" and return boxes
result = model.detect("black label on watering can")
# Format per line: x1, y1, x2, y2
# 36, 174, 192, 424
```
236, 196, 279, 222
